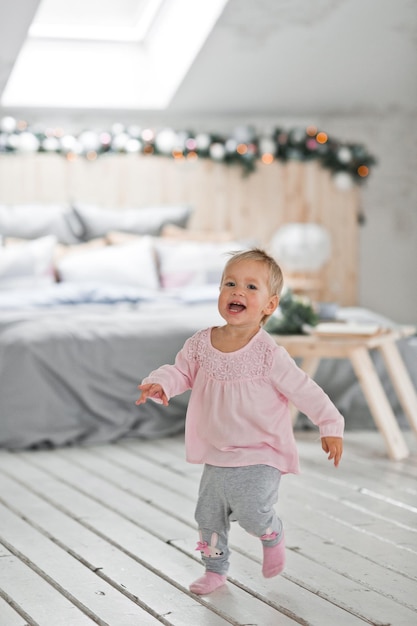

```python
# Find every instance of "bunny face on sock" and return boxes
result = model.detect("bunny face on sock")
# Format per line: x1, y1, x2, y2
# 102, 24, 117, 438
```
196, 531, 224, 557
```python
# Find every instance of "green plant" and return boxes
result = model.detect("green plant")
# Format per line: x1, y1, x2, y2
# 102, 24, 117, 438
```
265, 290, 318, 335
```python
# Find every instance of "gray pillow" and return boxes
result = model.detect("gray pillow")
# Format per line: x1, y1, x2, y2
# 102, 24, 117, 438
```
72, 203, 193, 240
0, 204, 83, 244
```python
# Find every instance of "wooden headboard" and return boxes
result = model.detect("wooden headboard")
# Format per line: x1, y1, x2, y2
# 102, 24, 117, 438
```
0, 153, 360, 305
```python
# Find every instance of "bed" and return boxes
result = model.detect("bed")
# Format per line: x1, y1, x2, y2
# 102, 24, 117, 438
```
1, 202, 416, 449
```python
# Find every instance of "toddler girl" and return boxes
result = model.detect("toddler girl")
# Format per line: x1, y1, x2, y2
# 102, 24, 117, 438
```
136, 248, 344, 595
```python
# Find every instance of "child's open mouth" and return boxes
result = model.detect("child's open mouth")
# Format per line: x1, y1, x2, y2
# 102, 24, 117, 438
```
228, 302, 246, 313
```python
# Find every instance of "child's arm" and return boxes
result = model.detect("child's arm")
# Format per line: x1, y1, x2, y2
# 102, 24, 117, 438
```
321, 436, 343, 467
136, 383, 168, 406
136, 334, 198, 405
271, 347, 345, 442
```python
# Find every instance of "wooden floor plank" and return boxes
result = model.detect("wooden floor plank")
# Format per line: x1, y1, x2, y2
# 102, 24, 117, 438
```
0, 543, 97, 626
174, 527, 417, 626
297, 430, 417, 477
1, 431, 416, 626
0, 454, 299, 626
285, 527, 417, 612
71, 440, 417, 624
3, 450, 366, 624
0, 595, 30, 626
0, 471, 233, 626
295, 440, 417, 508
88, 441, 417, 575
8, 447, 381, 624
7, 457, 364, 626
280, 480, 417, 576
170, 539, 367, 626
120, 439, 195, 476
41, 442, 417, 621
0, 503, 160, 625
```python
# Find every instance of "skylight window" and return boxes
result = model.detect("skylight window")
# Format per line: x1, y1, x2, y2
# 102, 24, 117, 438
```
1, 0, 229, 110
29, 0, 165, 43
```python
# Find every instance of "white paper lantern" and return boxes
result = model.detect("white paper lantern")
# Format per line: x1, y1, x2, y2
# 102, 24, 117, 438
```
270, 223, 331, 272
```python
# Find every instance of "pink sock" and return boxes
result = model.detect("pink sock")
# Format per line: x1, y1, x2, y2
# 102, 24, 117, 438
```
189, 572, 227, 595
262, 532, 285, 578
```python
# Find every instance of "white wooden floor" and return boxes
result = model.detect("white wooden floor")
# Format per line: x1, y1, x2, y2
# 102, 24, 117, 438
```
0, 430, 416, 626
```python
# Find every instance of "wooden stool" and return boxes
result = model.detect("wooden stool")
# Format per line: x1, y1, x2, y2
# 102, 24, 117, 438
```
271, 327, 417, 461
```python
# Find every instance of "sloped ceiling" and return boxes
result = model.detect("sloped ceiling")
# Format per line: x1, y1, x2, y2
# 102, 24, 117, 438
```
0, 0, 40, 98
0, 0, 416, 119
170, 0, 417, 116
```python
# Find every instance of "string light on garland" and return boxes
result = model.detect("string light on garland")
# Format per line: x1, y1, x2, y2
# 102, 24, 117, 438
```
0, 116, 376, 186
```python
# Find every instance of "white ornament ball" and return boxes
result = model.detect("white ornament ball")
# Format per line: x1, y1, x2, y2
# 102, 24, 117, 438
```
125, 138, 142, 153
111, 132, 130, 152
333, 171, 354, 191
155, 128, 178, 154
337, 147, 352, 164
209, 142, 226, 161
0, 116, 17, 133
259, 137, 276, 155
17, 132, 40, 152
60, 134, 78, 152
195, 133, 211, 151
225, 138, 237, 153
42, 137, 60, 152
78, 130, 100, 152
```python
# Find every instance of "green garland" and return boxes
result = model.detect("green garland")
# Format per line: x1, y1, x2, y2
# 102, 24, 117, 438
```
0, 116, 376, 184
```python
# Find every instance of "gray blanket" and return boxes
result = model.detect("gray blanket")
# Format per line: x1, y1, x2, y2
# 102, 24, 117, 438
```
0, 301, 415, 449
0, 301, 222, 448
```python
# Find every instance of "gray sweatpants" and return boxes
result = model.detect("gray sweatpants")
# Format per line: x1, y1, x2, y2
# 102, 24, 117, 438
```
194, 464, 283, 575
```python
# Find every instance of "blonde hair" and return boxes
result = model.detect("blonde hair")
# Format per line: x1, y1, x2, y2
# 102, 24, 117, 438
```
222, 248, 284, 324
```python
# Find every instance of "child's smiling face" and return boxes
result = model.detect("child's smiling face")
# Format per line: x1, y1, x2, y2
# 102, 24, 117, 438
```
218, 259, 278, 327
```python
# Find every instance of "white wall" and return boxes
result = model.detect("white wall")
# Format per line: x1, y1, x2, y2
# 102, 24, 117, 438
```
319, 112, 417, 325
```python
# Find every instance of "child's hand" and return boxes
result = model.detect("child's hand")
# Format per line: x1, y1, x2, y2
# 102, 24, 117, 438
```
321, 436, 343, 467
136, 383, 168, 406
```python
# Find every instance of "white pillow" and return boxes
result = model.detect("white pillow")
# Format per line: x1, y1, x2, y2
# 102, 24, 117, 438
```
0, 204, 82, 244
155, 240, 246, 288
56, 236, 160, 290
0, 235, 57, 290
73, 203, 193, 240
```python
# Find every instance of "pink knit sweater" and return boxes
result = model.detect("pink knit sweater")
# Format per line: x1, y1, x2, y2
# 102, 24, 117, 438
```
143, 327, 344, 474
